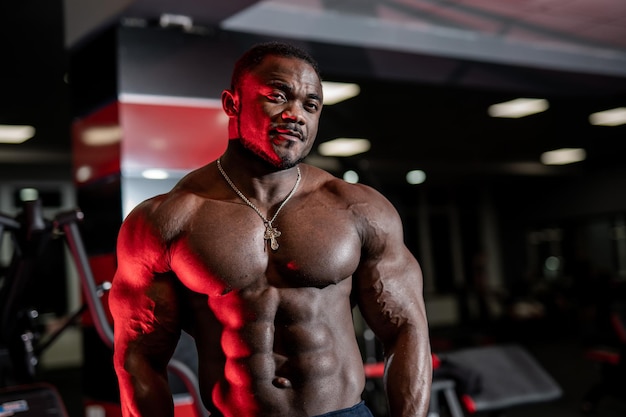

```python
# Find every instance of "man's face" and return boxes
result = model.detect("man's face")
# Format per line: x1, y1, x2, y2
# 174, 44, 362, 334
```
233, 55, 323, 169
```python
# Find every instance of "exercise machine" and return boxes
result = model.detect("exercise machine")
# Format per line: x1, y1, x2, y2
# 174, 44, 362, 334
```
0, 199, 209, 417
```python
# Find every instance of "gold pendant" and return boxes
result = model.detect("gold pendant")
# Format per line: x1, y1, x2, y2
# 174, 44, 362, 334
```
264, 223, 281, 250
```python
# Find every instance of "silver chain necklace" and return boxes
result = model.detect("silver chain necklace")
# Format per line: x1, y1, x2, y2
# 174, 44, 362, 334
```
217, 158, 301, 251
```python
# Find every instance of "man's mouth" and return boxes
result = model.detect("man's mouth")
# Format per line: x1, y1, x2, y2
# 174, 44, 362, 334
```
272, 128, 303, 142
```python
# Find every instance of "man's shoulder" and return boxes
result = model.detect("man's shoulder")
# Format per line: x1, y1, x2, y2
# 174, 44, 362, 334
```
303, 164, 395, 212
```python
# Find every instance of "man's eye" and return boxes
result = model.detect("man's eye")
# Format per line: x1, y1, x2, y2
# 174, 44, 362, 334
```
305, 102, 320, 112
269, 92, 287, 102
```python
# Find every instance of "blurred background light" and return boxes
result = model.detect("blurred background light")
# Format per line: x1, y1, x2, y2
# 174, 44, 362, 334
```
19, 188, 39, 202
540, 148, 587, 165
321, 81, 361, 105
343, 170, 359, 183
318, 138, 371, 157
0, 124, 36, 144
488, 98, 549, 118
589, 107, 626, 126
406, 169, 427, 185
82, 125, 123, 146
141, 169, 170, 179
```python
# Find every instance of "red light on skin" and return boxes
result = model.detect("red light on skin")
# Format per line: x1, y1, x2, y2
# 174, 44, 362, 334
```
286, 260, 299, 271
224, 359, 254, 387
212, 375, 260, 416
222, 329, 253, 358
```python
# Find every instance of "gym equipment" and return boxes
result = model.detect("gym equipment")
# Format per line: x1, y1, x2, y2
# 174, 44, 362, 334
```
0, 383, 69, 417
582, 291, 626, 414
364, 344, 562, 417
57, 207, 210, 417
1, 199, 57, 386
0, 200, 209, 417
431, 344, 562, 416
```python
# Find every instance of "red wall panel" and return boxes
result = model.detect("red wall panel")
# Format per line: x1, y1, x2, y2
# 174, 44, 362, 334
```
120, 98, 228, 174
72, 101, 121, 184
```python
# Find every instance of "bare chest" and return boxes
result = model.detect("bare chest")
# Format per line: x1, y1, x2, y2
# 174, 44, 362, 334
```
169, 200, 362, 296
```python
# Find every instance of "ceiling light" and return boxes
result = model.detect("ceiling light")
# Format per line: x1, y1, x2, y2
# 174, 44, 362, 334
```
318, 138, 371, 157
589, 107, 626, 126
488, 98, 549, 118
0, 124, 36, 144
540, 148, 586, 165
406, 170, 426, 185
322, 81, 361, 105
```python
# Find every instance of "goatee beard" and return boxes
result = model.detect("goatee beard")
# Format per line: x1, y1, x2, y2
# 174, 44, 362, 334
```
239, 138, 303, 170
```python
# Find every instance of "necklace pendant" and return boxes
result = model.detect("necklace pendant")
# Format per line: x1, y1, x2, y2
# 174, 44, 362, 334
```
217, 159, 300, 253
264, 223, 281, 251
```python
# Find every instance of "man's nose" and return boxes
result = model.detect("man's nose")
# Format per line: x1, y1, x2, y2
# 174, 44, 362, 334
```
281, 103, 305, 123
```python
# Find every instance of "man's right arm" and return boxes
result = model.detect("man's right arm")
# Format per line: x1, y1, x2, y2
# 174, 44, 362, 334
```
109, 201, 182, 417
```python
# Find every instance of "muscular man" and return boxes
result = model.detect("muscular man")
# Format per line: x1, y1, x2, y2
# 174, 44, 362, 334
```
109, 41, 431, 417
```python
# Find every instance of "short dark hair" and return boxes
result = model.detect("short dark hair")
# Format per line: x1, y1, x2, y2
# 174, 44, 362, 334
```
230, 41, 321, 90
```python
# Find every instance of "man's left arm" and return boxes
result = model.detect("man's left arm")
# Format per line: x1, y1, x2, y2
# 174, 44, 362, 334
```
353, 192, 432, 417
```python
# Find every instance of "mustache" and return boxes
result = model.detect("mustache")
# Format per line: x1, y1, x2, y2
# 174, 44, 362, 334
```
271, 123, 304, 140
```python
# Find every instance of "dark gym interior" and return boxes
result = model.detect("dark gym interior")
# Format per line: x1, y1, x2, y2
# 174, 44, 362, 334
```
1, 1, 626, 416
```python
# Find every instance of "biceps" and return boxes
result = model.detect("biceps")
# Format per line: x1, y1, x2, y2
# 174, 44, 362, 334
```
355, 252, 426, 344
111, 272, 183, 360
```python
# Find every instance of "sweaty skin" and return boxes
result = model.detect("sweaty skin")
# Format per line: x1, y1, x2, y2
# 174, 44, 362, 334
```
109, 51, 431, 417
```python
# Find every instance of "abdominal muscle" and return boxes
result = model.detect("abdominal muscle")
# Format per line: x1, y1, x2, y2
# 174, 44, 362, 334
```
191, 280, 366, 417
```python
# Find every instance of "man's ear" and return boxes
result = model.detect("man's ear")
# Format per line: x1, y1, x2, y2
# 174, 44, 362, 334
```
221, 89, 239, 117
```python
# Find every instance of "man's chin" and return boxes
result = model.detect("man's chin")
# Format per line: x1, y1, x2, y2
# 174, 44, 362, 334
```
266, 148, 306, 170
277, 151, 309, 170
240, 140, 306, 170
